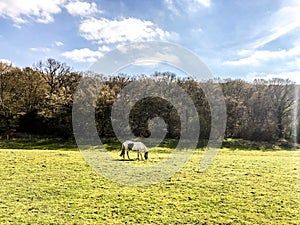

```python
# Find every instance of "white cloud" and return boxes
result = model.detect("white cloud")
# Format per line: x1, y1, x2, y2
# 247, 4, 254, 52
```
237, 50, 252, 56
61, 48, 104, 62
0, 0, 65, 25
79, 17, 173, 44
224, 50, 285, 66
195, 0, 211, 7
132, 61, 161, 66
164, 0, 211, 15
249, 1, 300, 49
65, 1, 101, 17
220, 0, 300, 82
224, 45, 300, 66
164, 0, 180, 15
221, 45, 300, 84
30, 47, 51, 53
0, 59, 12, 65
98, 45, 110, 52
116, 43, 149, 54
286, 57, 300, 70
191, 28, 203, 33
134, 53, 180, 65
54, 41, 64, 47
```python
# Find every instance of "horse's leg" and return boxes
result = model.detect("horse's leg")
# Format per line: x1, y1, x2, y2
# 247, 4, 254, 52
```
127, 150, 130, 160
120, 144, 125, 158
140, 150, 144, 161
123, 149, 126, 159
122, 149, 125, 159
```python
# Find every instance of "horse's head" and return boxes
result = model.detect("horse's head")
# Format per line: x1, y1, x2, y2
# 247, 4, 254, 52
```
144, 151, 148, 160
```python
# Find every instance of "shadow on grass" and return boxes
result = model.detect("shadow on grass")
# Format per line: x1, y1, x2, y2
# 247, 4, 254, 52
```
222, 138, 297, 151
112, 158, 138, 161
1, 137, 296, 151
0, 138, 78, 150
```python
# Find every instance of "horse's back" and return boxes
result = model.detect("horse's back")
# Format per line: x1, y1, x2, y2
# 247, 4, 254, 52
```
122, 141, 146, 151
132, 142, 146, 150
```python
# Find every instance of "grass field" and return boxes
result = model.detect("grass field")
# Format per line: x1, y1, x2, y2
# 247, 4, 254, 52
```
0, 146, 299, 224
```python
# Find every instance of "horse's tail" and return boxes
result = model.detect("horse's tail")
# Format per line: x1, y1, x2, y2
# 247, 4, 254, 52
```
120, 143, 125, 157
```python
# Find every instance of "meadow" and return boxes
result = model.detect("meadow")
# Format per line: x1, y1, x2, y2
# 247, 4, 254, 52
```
0, 143, 299, 224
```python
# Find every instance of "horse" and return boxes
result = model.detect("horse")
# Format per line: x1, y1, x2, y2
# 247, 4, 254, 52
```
120, 140, 148, 160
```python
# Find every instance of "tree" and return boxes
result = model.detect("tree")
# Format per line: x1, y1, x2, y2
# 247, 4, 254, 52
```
35, 58, 71, 96
0, 62, 17, 136
221, 79, 248, 138
18, 67, 46, 113
268, 78, 295, 139
34, 59, 80, 138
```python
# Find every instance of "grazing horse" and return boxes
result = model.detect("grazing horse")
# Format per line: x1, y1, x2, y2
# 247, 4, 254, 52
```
120, 140, 148, 160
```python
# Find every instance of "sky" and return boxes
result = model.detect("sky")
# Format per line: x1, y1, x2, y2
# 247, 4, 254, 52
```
0, 0, 300, 83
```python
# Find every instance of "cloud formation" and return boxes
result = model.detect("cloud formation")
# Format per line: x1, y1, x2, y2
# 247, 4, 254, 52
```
54, 41, 64, 47
0, 0, 65, 26
0, 0, 102, 26
79, 17, 173, 45
240, 0, 300, 50
219, 0, 300, 84
30, 47, 51, 53
0, 59, 12, 65
223, 45, 300, 66
65, 1, 101, 17
164, 0, 211, 15
61, 48, 104, 62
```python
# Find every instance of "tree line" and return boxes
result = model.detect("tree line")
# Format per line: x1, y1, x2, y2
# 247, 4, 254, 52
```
0, 58, 297, 143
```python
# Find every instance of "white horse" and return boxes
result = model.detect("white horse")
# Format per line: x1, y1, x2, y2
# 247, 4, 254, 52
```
120, 140, 148, 160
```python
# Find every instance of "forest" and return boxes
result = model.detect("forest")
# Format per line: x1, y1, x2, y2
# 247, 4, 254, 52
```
0, 58, 298, 144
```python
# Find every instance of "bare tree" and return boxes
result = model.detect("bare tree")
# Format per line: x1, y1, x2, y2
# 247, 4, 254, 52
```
268, 78, 295, 139
35, 58, 71, 96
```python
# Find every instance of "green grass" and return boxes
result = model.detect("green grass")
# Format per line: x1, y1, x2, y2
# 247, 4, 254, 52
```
0, 148, 299, 224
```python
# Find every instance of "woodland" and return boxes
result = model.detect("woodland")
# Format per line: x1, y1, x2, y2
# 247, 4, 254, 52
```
0, 58, 297, 144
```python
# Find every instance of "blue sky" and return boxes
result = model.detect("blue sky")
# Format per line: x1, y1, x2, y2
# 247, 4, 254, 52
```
0, 0, 300, 82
